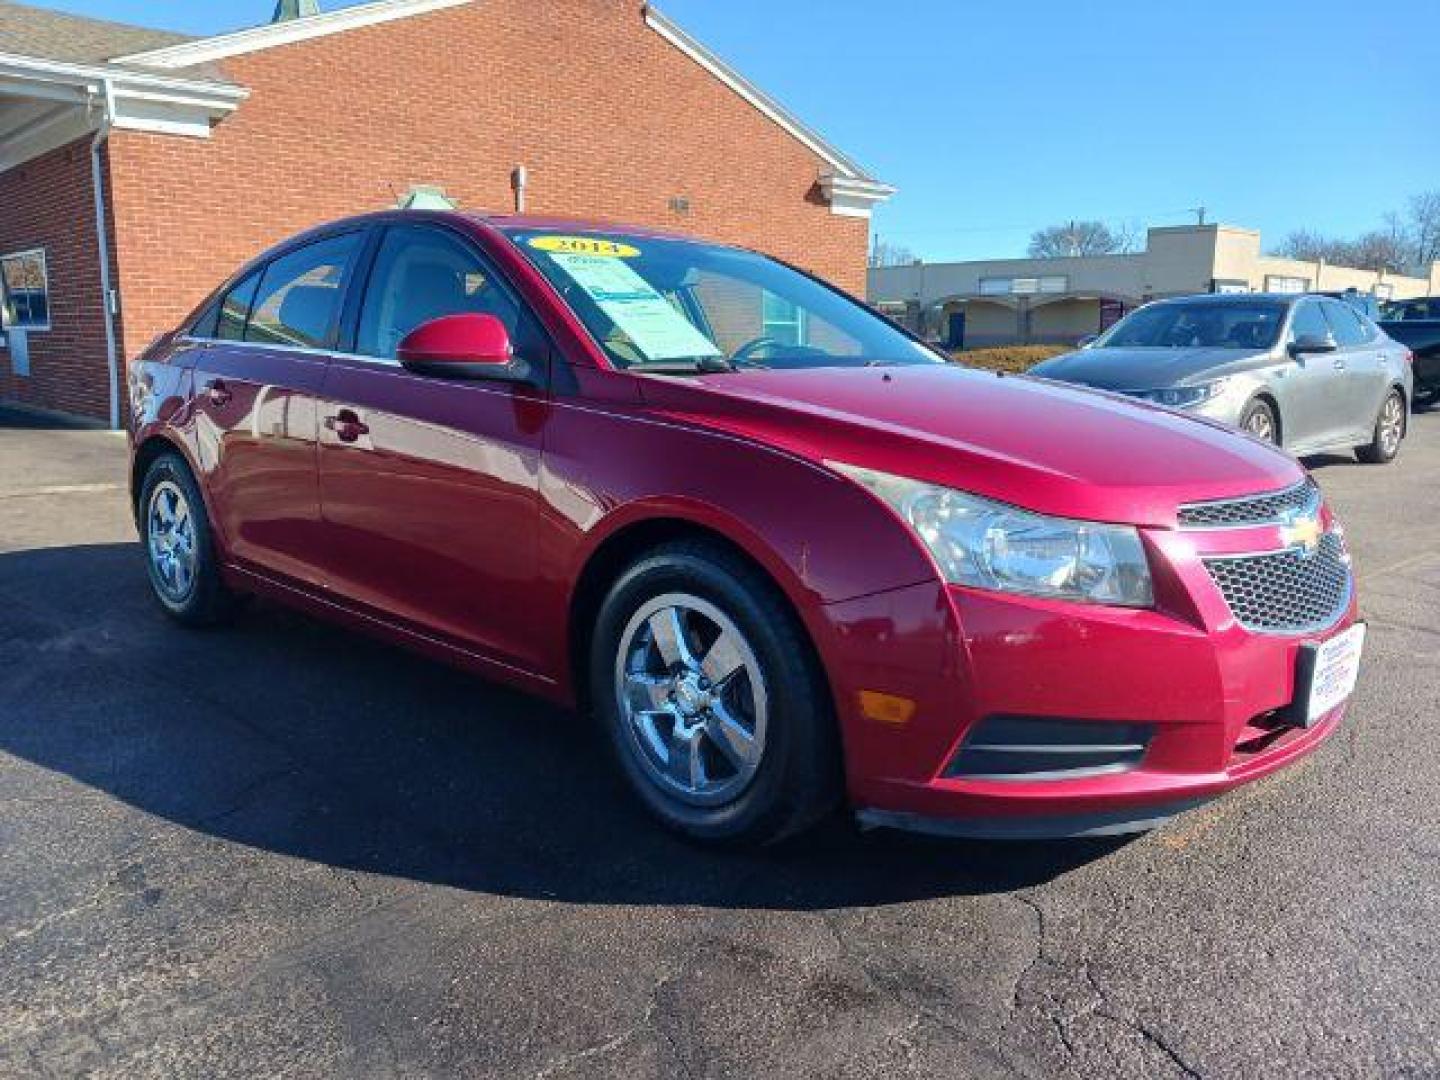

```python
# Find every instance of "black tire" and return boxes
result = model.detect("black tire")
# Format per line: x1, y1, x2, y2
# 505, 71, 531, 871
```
589, 540, 841, 846
1238, 398, 1279, 445
1355, 388, 1405, 465
138, 452, 235, 626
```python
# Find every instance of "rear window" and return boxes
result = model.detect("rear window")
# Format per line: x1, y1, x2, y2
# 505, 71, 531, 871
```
245, 233, 361, 350
216, 271, 260, 341
1384, 299, 1440, 321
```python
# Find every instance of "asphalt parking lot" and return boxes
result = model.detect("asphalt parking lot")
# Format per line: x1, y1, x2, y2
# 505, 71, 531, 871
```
2, 406, 1438, 1079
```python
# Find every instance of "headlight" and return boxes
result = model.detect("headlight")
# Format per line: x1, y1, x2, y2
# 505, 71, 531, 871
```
1130, 380, 1228, 409
833, 464, 1153, 608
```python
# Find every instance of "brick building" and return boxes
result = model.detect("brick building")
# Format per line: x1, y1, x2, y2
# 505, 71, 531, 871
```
0, 0, 893, 423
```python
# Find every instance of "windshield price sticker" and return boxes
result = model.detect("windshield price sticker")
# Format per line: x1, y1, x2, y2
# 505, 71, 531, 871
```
529, 235, 641, 258
546, 252, 723, 362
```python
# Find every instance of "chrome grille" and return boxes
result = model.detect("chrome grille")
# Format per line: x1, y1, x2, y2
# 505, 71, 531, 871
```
1203, 533, 1352, 634
1178, 480, 1320, 528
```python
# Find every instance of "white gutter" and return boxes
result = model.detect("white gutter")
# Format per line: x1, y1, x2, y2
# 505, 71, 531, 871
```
90, 79, 120, 430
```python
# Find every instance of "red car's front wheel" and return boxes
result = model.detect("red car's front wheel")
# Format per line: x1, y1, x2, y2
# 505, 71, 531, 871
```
590, 540, 840, 846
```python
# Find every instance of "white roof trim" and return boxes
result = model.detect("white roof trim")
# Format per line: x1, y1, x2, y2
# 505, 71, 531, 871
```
114, 0, 475, 70
0, 53, 247, 104
0, 57, 245, 170
643, 3, 890, 197
820, 174, 897, 220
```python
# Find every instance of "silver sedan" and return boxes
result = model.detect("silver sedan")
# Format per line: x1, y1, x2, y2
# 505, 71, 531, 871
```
1030, 293, 1414, 463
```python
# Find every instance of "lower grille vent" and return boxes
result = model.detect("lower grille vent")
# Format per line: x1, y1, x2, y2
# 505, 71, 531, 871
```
945, 716, 1153, 782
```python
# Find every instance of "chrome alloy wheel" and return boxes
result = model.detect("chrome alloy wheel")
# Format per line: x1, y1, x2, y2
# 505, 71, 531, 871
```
1378, 392, 1404, 457
146, 479, 198, 603
614, 593, 768, 807
1245, 406, 1276, 443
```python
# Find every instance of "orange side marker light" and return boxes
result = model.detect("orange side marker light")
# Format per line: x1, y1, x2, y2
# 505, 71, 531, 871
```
858, 691, 917, 727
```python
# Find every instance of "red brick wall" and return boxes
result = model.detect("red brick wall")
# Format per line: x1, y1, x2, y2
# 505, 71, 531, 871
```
0, 139, 120, 419
107, 0, 870, 387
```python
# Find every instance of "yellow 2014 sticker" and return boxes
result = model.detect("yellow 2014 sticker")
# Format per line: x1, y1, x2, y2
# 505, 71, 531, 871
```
528, 235, 641, 258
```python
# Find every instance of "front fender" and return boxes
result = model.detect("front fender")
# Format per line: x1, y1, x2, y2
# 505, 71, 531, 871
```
539, 395, 944, 701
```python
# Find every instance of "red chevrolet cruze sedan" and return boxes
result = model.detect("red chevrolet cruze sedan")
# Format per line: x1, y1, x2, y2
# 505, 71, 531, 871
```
128, 211, 1365, 845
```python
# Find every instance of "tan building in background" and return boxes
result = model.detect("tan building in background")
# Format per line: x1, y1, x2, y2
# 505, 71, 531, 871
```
869, 224, 1440, 348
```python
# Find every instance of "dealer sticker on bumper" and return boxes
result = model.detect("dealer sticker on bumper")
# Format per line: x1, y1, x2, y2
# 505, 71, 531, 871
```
1304, 623, 1366, 725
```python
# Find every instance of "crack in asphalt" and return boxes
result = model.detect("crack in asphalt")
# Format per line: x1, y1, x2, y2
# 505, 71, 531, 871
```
1004, 891, 1207, 1079
1131, 1020, 1202, 1079
814, 908, 1031, 1078
530, 958, 696, 1080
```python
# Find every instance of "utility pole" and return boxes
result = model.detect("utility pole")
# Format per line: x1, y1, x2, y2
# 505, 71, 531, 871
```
1192, 206, 1208, 226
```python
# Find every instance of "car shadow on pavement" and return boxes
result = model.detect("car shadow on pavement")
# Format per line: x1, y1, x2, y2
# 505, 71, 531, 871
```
0, 406, 106, 430
0, 542, 1128, 911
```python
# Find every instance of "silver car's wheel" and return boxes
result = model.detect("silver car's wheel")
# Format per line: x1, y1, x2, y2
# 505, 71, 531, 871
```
146, 479, 198, 603
1242, 401, 1276, 443
1378, 392, 1404, 457
1358, 389, 1405, 464
614, 592, 768, 808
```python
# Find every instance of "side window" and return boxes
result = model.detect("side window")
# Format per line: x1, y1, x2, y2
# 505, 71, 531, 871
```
246, 233, 360, 349
356, 226, 526, 360
1321, 301, 1367, 347
216, 270, 261, 340
1289, 300, 1331, 343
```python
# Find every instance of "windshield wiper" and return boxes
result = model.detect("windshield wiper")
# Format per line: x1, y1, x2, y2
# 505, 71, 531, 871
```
628, 356, 736, 375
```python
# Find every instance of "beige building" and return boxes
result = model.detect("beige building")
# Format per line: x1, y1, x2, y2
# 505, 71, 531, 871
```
869, 224, 1440, 348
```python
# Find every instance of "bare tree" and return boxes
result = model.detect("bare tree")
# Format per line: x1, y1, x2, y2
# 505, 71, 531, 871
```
1409, 191, 1440, 268
869, 238, 917, 268
1272, 230, 1351, 264
1027, 220, 1132, 259
1348, 228, 1412, 273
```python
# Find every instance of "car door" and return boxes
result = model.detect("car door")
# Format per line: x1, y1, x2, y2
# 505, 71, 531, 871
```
316, 222, 552, 674
190, 231, 363, 589
1321, 299, 1383, 443
1276, 298, 1341, 450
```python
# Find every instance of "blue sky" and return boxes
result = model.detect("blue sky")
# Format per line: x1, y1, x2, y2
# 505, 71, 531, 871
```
30, 0, 1440, 261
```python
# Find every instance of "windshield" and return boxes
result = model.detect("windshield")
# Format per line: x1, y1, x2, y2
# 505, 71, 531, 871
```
505, 230, 939, 372
1098, 300, 1287, 350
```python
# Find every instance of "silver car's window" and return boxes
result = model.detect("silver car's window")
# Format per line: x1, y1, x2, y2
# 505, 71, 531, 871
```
1289, 300, 1331, 343
1321, 301, 1367, 348
1101, 301, 1286, 350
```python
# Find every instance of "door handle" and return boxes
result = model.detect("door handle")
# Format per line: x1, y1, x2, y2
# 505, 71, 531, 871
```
205, 379, 232, 407
1333, 358, 1346, 371
324, 409, 370, 443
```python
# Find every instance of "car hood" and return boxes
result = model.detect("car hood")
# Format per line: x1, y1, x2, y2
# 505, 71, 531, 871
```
1029, 346, 1273, 390
636, 364, 1302, 529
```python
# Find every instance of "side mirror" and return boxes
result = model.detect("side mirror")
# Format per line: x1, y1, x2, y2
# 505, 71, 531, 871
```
1077, 334, 1100, 349
397, 313, 532, 382
1288, 333, 1337, 358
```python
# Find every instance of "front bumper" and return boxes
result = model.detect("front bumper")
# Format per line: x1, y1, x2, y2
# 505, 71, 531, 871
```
823, 520, 1357, 840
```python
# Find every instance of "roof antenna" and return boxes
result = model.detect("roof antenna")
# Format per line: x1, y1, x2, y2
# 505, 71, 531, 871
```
272, 0, 321, 22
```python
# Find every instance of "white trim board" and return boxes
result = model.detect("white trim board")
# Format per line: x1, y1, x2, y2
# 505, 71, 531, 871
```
0, 53, 246, 104
115, 0, 475, 70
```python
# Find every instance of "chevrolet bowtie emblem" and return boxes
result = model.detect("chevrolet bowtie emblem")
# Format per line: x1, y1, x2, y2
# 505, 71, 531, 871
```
1280, 513, 1324, 555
